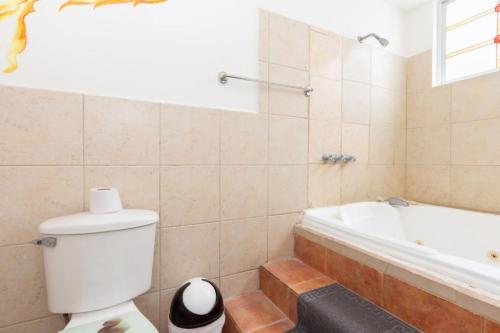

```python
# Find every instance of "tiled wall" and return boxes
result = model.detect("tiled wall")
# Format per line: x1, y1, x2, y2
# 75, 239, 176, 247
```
260, 11, 407, 208
0, 11, 407, 333
407, 51, 500, 214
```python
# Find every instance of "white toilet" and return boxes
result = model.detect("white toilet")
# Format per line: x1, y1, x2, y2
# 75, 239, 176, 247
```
37, 208, 159, 332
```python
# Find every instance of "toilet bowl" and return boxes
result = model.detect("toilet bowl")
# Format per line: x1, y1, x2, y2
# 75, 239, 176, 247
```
61, 301, 157, 332
36, 209, 159, 333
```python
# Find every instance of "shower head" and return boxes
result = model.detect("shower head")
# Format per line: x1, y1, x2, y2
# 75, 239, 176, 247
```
357, 33, 390, 47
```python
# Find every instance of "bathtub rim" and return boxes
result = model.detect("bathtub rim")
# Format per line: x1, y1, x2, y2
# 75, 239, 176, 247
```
294, 223, 500, 322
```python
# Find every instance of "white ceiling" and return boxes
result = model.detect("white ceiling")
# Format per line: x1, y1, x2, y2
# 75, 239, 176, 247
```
384, 0, 432, 12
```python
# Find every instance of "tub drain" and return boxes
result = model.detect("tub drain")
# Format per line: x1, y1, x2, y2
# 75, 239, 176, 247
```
488, 251, 500, 262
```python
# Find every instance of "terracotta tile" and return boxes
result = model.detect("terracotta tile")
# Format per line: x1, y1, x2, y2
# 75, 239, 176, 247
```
222, 315, 238, 333
252, 320, 295, 333
325, 250, 382, 305
383, 275, 482, 333
263, 258, 324, 286
259, 268, 289, 315
290, 276, 335, 295
487, 320, 500, 333
225, 291, 286, 333
294, 235, 326, 273
288, 292, 298, 324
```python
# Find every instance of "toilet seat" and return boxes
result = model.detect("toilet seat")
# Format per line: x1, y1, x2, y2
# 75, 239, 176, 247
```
60, 301, 158, 333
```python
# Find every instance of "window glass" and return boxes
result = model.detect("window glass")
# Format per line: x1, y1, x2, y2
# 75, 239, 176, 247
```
439, 0, 499, 83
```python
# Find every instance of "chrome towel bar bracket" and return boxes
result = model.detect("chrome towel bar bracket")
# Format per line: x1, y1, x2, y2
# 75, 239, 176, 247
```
219, 71, 313, 97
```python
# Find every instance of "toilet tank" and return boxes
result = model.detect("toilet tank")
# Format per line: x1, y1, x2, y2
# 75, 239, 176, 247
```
38, 209, 158, 314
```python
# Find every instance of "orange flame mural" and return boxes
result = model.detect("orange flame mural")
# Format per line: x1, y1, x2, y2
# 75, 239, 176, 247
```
0, 0, 167, 73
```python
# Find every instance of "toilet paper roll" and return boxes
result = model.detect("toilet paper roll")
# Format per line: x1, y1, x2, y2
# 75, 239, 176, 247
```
90, 187, 123, 214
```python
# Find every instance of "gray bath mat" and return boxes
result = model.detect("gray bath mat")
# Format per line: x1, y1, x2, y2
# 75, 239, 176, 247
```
287, 283, 421, 333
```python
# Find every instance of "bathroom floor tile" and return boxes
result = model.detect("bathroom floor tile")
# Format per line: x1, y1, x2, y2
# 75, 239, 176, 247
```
225, 291, 286, 333
259, 268, 289, 315
290, 276, 335, 295
383, 275, 482, 333
262, 258, 325, 286
293, 235, 327, 273
326, 249, 383, 305
252, 319, 295, 333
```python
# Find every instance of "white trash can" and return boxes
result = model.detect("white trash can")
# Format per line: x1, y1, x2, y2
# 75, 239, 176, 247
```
169, 278, 225, 333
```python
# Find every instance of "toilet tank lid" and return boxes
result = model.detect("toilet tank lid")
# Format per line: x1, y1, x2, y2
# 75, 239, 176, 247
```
39, 209, 159, 235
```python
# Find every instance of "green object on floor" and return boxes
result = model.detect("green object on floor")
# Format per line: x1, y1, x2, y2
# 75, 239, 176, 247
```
59, 311, 157, 333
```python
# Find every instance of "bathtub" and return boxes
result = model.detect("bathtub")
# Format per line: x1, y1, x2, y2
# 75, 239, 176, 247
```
301, 202, 500, 296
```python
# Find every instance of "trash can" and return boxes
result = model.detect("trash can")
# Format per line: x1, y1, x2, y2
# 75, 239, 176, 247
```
169, 278, 225, 333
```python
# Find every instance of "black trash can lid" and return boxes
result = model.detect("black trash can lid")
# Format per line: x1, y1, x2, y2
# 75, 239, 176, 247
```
169, 278, 224, 329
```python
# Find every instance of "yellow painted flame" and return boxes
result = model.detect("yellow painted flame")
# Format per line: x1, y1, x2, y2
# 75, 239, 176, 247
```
1, 0, 37, 73
60, 0, 166, 11
0, 0, 166, 73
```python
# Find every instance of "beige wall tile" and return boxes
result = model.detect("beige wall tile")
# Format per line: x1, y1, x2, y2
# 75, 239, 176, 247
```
371, 87, 404, 127
310, 30, 342, 80
407, 165, 450, 205
342, 38, 371, 84
309, 76, 342, 122
342, 80, 370, 125
341, 164, 371, 203
309, 120, 341, 164
451, 166, 500, 213
221, 112, 268, 165
160, 166, 219, 227
160, 223, 219, 289
369, 126, 406, 165
0, 245, 50, 327
407, 125, 450, 165
220, 217, 267, 275
0, 86, 83, 165
259, 10, 269, 62
151, 233, 160, 292
84, 166, 159, 211
221, 166, 267, 220
268, 64, 309, 118
269, 13, 309, 70
369, 165, 405, 199
0, 316, 65, 333
259, 62, 269, 114
308, 164, 341, 208
371, 48, 406, 93
84, 95, 160, 165
161, 104, 219, 165
0, 166, 83, 246
407, 50, 432, 93
452, 71, 500, 122
268, 213, 298, 260
269, 165, 307, 214
407, 86, 451, 128
269, 115, 308, 165
135, 292, 160, 330
452, 119, 500, 166
341, 124, 369, 164
220, 270, 260, 298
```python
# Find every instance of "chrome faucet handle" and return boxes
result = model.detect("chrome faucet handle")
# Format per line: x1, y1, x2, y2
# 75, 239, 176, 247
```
322, 153, 343, 164
341, 155, 357, 163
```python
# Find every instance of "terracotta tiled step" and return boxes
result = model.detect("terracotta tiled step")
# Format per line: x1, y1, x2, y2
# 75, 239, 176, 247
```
260, 258, 336, 323
224, 291, 295, 333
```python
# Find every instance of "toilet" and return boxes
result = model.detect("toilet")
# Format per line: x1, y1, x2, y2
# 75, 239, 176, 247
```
37, 208, 159, 332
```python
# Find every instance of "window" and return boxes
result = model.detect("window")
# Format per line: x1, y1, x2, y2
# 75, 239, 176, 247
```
435, 0, 500, 84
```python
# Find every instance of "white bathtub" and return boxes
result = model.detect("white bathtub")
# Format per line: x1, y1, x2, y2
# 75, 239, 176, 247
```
301, 202, 500, 296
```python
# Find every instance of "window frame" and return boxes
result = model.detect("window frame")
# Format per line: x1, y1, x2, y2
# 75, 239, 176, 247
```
433, 0, 500, 86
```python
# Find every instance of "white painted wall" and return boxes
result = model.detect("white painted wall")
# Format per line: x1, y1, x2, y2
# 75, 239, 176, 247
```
0, 0, 408, 112
405, 1, 434, 57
